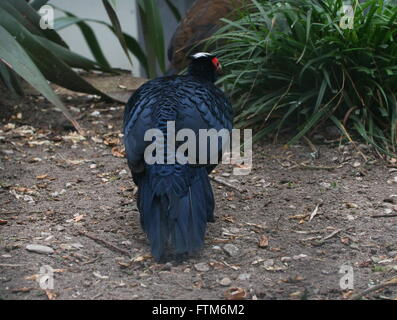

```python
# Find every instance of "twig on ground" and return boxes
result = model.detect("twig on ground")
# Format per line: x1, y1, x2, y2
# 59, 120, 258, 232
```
209, 175, 246, 193
371, 214, 397, 218
79, 231, 130, 256
350, 278, 397, 300
321, 228, 344, 242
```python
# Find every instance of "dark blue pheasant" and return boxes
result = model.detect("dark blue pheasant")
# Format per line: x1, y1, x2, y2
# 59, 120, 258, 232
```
123, 53, 233, 261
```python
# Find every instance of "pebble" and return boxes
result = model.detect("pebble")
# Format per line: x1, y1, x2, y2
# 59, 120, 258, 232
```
71, 243, 84, 249
194, 263, 210, 272
387, 176, 397, 184
319, 182, 331, 189
60, 244, 74, 251
26, 244, 54, 254
119, 169, 128, 176
238, 273, 251, 281
281, 256, 292, 263
293, 254, 309, 260
263, 259, 274, 267
223, 244, 239, 257
387, 251, 397, 257
219, 277, 232, 286
55, 225, 65, 232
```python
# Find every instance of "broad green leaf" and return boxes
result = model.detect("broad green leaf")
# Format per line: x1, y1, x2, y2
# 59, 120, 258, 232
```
54, 9, 112, 69
29, 0, 49, 10
54, 15, 148, 74
0, 25, 81, 133
33, 35, 114, 73
7, 0, 69, 48
165, 0, 182, 22
138, 0, 166, 75
102, 0, 133, 67
0, 8, 111, 98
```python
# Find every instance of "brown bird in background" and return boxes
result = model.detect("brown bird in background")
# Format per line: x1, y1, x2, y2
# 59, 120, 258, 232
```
167, 0, 249, 74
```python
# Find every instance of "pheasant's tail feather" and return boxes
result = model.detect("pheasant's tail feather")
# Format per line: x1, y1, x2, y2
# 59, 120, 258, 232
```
137, 166, 214, 261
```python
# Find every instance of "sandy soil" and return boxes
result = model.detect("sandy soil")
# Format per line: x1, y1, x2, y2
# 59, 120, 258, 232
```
1, 92, 397, 300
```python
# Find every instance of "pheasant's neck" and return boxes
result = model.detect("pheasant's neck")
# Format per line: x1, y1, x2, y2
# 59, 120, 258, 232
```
187, 65, 217, 83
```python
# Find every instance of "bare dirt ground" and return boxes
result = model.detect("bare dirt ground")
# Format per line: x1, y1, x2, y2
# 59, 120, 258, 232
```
1, 91, 397, 300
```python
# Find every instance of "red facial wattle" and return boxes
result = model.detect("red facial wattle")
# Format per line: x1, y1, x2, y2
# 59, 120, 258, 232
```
211, 57, 222, 72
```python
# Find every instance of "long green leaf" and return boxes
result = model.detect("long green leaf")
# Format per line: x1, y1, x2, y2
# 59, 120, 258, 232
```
29, 0, 49, 10
54, 9, 112, 69
33, 35, 114, 73
0, 62, 23, 96
102, 0, 133, 67
1, 0, 68, 48
165, 0, 182, 22
0, 25, 81, 133
54, 16, 148, 74
138, 0, 166, 74
0, 8, 111, 98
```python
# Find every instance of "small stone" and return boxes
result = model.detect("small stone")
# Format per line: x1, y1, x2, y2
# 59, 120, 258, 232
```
319, 182, 331, 189
223, 244, 239, 257
26, 244, 54, 254
194, 263, 210, 272
387, 176, 397, 184
263, 259, 274, 268
60, 244, 74, 251
55, 225, 65, 232
90, 164, 97, 169
238, 273, 251, 281
219, 277, 232, 286
353, 161, 361, 168
281, 256, 292, 263
71, 243, 84, 249
345, 202, 359, 209
387, 251, 397, 257
293, 254, 309, 260
119, 169, 128, 176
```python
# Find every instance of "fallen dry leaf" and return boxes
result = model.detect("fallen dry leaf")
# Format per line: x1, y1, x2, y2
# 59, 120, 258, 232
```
104, 137, 120, 147
340, 237, 351, 245
132, 255, 152, 263
73, 214, 85, 223
309, 204, 320, 222
111, 146, 126, 158
11, 287, 33, 293
36, 174, 49, 180
258, 235, 269, 248
224, 287, 247, 300
45, 289, 57, 300
342, 290, 354, 299
289, 214, 309, 220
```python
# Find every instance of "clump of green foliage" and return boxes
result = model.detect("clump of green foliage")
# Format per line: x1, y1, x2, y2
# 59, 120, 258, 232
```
211, 0, 397, 156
